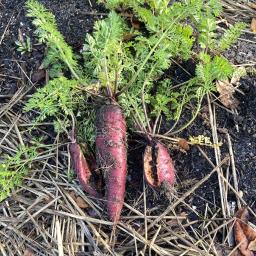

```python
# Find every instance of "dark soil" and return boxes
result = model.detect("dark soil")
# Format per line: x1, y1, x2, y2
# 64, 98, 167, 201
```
0, 0, 256, 253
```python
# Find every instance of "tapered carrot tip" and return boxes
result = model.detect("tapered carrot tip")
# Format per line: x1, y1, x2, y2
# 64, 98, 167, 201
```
69, 141, 101, 198
107, 196, 123, 223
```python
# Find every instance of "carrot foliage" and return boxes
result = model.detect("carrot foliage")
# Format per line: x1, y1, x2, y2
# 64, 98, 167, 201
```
0, 0, 244, 205
25, 0, 245, 136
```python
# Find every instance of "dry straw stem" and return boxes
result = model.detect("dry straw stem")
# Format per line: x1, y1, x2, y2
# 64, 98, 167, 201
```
221, 0, 256, 23
207, 94, 228, 231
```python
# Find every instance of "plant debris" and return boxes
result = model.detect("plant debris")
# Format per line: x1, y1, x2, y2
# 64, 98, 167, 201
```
216, 67, 246, 109
216, 80, 240, 109
251, 18, 256, 33
233, 208, 256, 256
177, 138, 190, 151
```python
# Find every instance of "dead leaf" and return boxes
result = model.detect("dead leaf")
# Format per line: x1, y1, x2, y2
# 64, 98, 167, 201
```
69, 191, 76, 201
177, 138, 190, 151
248, 3, 256, 10
216, 67, 246, 109
69, 192, 89, 209
239, 221, 256, 242
216, 80, 239, 109
234, 208, 256, 256
234, 221, 252, 256
236, 207, 249, 222
76, 196, 89, 209
250, 18, 256, 33
248, 239, 256, 251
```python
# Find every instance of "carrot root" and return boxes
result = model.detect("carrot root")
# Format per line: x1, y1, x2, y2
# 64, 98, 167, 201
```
69, 141, 101, 198
96, 104, 127, 222
143, 141, 176, 189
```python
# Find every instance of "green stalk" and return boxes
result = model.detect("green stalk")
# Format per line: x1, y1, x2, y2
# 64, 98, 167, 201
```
170, 95, 204, 135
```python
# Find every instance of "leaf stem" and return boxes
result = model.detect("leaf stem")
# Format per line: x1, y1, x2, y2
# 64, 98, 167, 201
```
117, 12, 184, 96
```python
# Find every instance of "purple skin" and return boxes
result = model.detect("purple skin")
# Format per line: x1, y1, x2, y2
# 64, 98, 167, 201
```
69, 142, 101, 198
156, 142, 176, 187
144, 142, 176, 188
96, 104, 127, 222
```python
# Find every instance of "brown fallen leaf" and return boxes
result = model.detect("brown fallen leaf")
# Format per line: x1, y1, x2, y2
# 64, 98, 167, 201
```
248, 239, 256, 251
177, 138, 190, 151
69, 191, 76, 201
250, 18, 256, 33
69, 191, 89, 209
75, 196, 89, 209
216, 80, 239, 109
236, 207, 249, 222
216, 67, 246, 109
239, 221, 256, 242
234, 221, 253, 256
248, 3, 256, 10
234, 208, 256, 256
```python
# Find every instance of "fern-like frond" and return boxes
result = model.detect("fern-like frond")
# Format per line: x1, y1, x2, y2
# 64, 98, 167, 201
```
212, 55, 234, 80
24, 76, 79, 121
0, 146, 39, 202
26, 0, 80, 79
198, 17, 216, 49
25, 0, 242, 137
83, 11, 130, 90
218, 22, 246, 51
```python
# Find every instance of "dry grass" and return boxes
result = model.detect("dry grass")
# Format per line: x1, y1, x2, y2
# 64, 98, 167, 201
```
221, 0, 256, 23
0, 1, 256, 255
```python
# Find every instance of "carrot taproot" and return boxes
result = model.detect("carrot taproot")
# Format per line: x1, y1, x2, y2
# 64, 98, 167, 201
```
143, 141, 176, 189
95, 104, 127, 222
69, 140, 101, 198
156, 142, 176, 187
